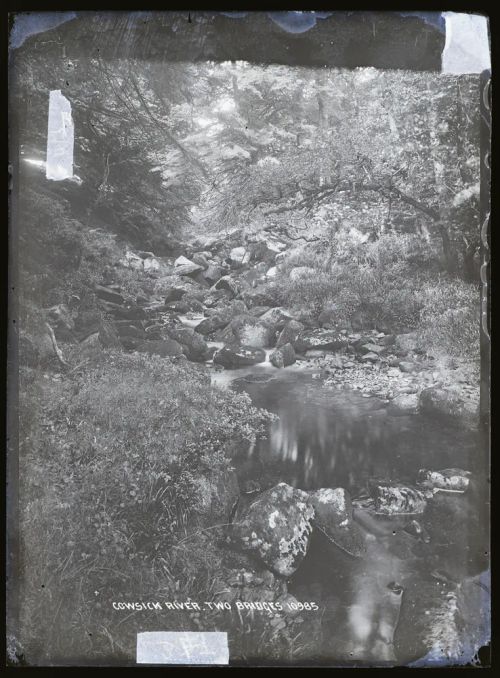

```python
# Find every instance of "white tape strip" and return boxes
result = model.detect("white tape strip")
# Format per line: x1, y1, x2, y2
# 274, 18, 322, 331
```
136, 631, 229, 665
442, 13, 490, 74
46, 89, 74, 181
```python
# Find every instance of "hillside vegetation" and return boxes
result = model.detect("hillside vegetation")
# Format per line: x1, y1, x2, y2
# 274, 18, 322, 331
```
10, 20, 482, 664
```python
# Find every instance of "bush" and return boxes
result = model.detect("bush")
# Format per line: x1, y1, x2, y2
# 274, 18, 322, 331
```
418, 278, 480, 364
274, 231, 437, 330
18, 352, 274, 663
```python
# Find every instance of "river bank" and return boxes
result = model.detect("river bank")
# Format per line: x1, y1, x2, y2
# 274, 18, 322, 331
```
16, 228, 485, 666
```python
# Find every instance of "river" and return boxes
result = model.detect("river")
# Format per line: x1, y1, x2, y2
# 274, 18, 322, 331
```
210, 358, 490, 665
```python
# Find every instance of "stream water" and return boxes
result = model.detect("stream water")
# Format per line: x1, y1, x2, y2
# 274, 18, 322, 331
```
211, 361, 489, 665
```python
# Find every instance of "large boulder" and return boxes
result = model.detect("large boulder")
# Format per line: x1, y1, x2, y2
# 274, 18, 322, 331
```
211, 323, 240, 345
417, 468, 471, 493
189, 270, 211, 287
195, 309, 233, 335
309, 488, 366, 557
136, 339, 185, 358
249, 240, 278, 264
164, 287, 187, 304
295, 329, 348, 353
191, 252, 210, 270
174, 255, 204, 276
229, 246, 251, 267
241, 286, 279, 308
191, 234, 223, 252
388, 393, 419, 416
276, 320, 305, 348
270, 343, 296, 368
166, 326, 210, 362
195, 315, 227, 335
203, 263, 223, 285
228, 299, 248, 316
419, 387, 479, 429
230, 314, 275, 348
202, 289, 229, 308
213, 275, 240, 297
213, 345, 266, 369
205, 301, 240, 317
259, 307, 294, 331
229, 483, 315, 576
370, 484, 430, 515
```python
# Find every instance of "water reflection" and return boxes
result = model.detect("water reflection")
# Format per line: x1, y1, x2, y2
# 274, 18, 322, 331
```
228, 369, 488, 664
234, 371, 479, 494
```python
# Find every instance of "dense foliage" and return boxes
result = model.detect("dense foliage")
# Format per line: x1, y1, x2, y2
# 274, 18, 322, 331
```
10, 17, 483, 664
19, 353, 274, 662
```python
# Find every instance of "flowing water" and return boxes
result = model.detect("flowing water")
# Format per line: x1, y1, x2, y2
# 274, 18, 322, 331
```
212, 363, 489, 665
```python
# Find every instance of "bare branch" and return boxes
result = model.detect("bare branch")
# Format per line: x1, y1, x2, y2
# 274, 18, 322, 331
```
45, 323, 68, 368
128, 71, 209, 179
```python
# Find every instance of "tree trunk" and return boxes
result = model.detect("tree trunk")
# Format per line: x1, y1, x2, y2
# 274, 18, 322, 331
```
438, 223, 458, 274
462, 237, 479, 282
427, 83, 457, 274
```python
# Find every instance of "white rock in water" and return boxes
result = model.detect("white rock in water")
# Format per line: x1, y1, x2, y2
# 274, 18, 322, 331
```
46, 90, 74, 181
266, 266, 278, 278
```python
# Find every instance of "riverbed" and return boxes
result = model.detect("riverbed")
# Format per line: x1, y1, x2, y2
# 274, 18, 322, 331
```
211, 361, 489, 665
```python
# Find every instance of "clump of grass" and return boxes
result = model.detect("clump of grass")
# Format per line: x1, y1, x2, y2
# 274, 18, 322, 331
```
17, 351, 273, 664
272, 231, 478, 341
417, 278, 480, 366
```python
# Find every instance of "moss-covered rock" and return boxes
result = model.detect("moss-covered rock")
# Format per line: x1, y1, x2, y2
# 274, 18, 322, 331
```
229, 482, 315, 576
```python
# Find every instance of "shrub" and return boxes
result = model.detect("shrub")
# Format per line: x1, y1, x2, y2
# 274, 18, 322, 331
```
418, 278, 480, 364
274, 231, 436, 330
18, 352, 274, 663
